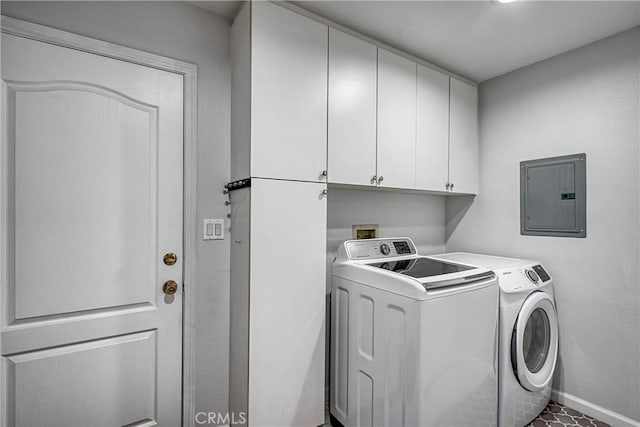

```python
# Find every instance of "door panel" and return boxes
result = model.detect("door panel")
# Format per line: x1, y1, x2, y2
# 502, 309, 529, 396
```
449, 78, 478, 194
328, 28, 377, 186
1, 33, 183, 426
9, 82, 157, 319
416, 65, 450, 192
249, 179, 326, 426
377, 49, 416, 189
5, 331, 156, 427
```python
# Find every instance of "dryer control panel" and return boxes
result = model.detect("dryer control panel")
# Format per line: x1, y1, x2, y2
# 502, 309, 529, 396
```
532, 264, 551, 281
499, 264, 552, 293
344, 238, 417, 260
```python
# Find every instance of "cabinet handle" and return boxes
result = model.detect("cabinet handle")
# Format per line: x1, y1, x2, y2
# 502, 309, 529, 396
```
371, 175, 377, 185
377, 176, 384, 184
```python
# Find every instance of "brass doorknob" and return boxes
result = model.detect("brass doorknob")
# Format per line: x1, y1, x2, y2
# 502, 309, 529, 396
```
163, 253, 178, 266
163, 280, 179, 295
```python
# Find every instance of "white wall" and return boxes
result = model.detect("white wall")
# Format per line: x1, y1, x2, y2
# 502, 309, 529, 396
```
0, 1, 232, 417
446, 27, 640, 422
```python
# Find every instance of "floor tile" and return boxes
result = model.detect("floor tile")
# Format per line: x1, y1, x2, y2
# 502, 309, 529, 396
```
527, 401, 611, 427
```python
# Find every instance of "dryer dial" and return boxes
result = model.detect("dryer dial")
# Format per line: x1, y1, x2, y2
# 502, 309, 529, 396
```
525, 269, 540, 284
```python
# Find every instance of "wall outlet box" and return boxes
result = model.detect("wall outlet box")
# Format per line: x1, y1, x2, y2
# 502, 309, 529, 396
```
352, 224, 379, 240
203, 219, 224, 240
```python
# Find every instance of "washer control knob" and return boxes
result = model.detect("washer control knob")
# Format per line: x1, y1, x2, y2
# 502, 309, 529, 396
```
380, 243, 391, 255
525, 269, 539, 284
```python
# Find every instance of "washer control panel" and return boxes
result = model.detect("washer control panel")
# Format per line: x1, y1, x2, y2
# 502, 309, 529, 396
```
345, 238, 416, 260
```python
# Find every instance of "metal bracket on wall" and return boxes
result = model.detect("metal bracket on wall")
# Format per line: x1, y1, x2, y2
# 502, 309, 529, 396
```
224, 178, 251, 193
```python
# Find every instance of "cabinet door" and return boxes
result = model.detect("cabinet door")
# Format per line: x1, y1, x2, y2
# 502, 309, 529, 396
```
449, 78, 479, 194
377, 49, 417, 189
251, 2, 328, 182
249, 179, 326, 426
416, 65, 450, 192
328, 29, 377, 186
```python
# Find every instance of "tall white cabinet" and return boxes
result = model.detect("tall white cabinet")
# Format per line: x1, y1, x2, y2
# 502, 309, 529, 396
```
230, 3, 327, 426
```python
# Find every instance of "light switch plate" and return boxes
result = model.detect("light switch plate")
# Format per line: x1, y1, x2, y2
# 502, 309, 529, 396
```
203, 219, 224, 240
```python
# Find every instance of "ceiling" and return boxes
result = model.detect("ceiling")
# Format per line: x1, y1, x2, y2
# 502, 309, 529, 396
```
187, 1, 241, 19
190, 0, 640, 82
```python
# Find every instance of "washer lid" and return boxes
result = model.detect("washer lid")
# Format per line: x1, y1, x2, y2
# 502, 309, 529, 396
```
512, 292, 559, 391
366, 257, 494, 290
367, 257, 474, 278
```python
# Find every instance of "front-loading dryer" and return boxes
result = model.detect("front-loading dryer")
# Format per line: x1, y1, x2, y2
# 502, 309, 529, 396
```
430, 253, 558, 427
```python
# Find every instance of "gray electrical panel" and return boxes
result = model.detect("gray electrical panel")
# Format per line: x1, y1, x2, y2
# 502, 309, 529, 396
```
520, 153, 586, 237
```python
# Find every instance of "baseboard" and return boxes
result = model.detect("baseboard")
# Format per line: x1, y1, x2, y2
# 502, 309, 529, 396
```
551, 389, 640, 427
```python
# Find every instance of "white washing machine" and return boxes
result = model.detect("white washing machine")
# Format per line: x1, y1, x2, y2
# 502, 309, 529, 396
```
330, 238, 499, 427
431, 253, 559, 427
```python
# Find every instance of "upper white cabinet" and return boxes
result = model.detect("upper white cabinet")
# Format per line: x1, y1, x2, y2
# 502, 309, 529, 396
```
449, 78, 479, 194
327, 29, 377, 186
416, 64, 450, 192
377, 48, 417, 189
232, 2, 328, 182
232, 2, 478, 194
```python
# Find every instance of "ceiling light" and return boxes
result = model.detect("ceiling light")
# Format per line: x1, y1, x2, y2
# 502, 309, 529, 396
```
494, 0, 517, 3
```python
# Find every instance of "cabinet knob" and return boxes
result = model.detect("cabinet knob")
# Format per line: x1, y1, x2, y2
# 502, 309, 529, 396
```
321, 189, 328, 197
371, 175, 377, 185
377, 176, 384, 184
450, 183, 454, 190
446, 183, 450, 190
320, 170, 327, 180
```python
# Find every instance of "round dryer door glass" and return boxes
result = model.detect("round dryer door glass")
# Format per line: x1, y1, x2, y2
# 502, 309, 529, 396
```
522, 308, 551, 373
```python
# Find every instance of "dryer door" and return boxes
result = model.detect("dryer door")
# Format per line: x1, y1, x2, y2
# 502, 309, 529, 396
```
511, 291, 558, 392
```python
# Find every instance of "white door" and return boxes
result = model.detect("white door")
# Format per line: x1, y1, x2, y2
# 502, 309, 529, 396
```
251, 1, 328, 183
513, 292, 559, 392
377, 48, 417, 189
416, 65, 450, 192
449, 78, 479, 194
1, 33, 183, 426
327, 28, 377, 186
